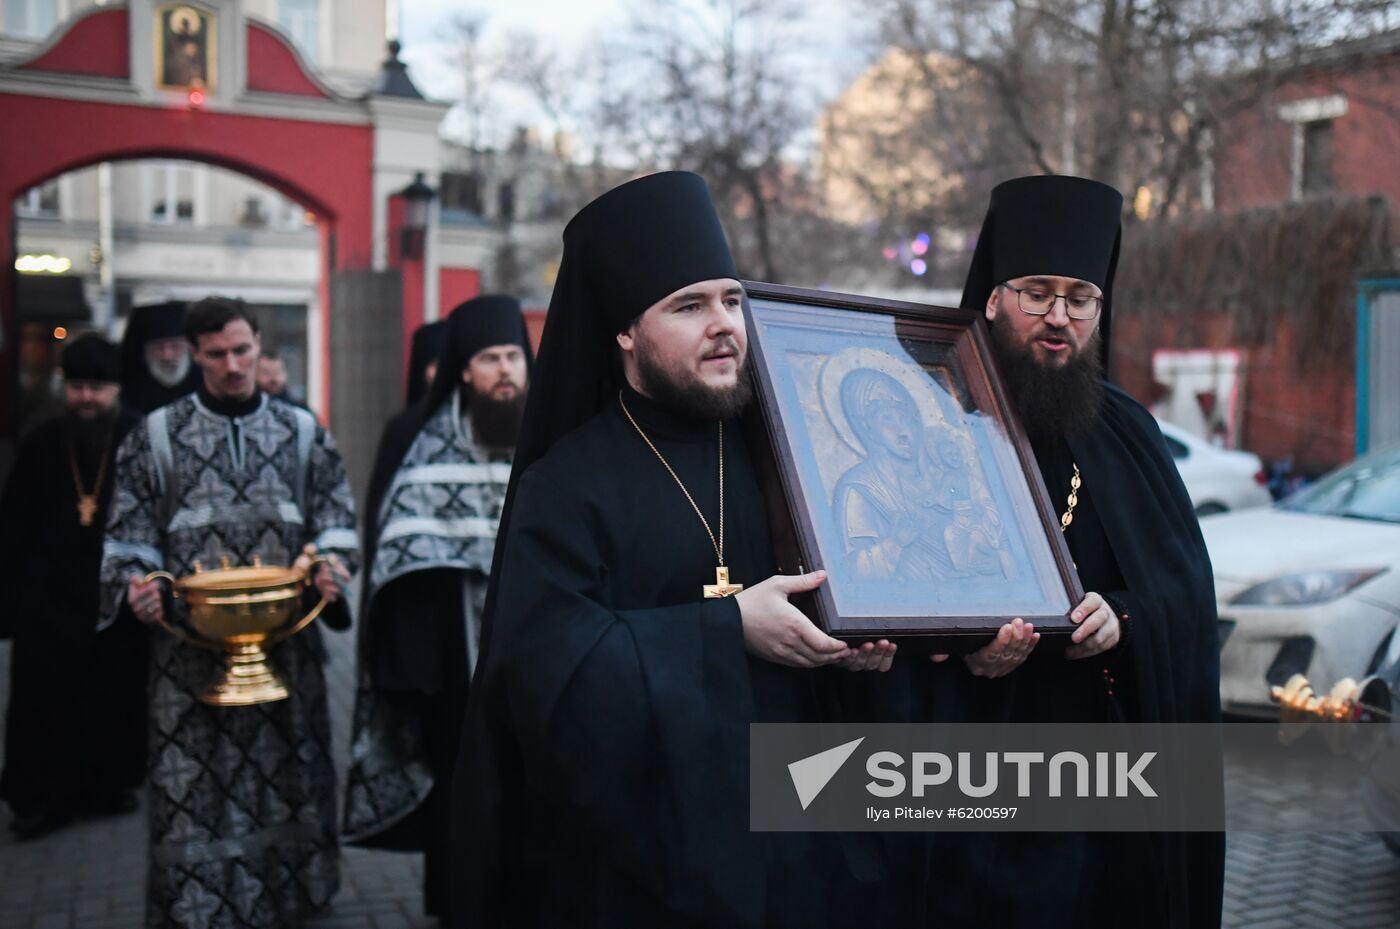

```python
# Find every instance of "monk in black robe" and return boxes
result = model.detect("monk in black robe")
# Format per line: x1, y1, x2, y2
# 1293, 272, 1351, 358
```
898, 176, 1222, 929
406, 319, 449, 407
345, 297, 531, 919
358, 320, 450, 550
119, 301, 200, 414
1, 334, 146, 838
448, 172, 898, 929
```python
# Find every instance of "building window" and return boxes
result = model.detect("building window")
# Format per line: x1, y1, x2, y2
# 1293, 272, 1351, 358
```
16, 179, 60, 218
496, 181, 516, 224
238, 191, 309, 230
440, 171, 484, 216
2, 0, 58, 39
1301, 120, 1335, 195
148, 161, 199, 225
278, 0, 320, 66
238, 196, 270, 228
1279, 94, 1346, 201
271, 193, 310, 230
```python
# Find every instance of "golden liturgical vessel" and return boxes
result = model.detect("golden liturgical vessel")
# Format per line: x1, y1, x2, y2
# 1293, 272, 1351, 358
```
145, 547, 330, 706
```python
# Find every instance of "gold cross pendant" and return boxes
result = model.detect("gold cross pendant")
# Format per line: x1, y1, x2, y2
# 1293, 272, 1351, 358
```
704, 566, 744, 599
77, 495, 98, 527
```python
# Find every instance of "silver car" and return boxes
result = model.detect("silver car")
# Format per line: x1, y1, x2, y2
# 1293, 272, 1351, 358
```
1155, 418, 1272, 516
1205, 443, 1400, 716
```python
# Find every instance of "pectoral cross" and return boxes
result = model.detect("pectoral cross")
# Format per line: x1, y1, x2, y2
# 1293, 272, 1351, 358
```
704, 566, 744, 599
77, 495, 98, 527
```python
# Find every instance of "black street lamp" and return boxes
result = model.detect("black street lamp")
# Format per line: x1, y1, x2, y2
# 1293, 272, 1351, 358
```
399, 172, 435, 260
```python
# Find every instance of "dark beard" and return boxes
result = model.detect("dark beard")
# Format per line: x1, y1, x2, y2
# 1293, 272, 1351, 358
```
989, 319, 1105, 442
634, 348, 754, 421
467, 386, 527, 450
66, 408, 117, 471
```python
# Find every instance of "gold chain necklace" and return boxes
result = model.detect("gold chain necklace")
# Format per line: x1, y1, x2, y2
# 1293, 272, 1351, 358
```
1060, 462, 1081, 532
619, 391, 743, 598
68, 429, 113, 527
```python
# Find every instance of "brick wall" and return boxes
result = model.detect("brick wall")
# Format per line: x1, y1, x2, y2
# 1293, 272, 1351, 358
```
1113, 312, 1354, 473
1214, 50, 1400, 212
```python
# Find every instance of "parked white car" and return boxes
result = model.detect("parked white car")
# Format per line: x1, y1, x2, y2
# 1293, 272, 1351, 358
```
1155, 418, 1272, 515
1203, 443, 1400, 716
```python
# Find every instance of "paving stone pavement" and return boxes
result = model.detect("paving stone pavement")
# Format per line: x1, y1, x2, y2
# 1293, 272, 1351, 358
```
0, 627, 434, 929
1220, 725, 1400, 927
3, 631, 1399, 927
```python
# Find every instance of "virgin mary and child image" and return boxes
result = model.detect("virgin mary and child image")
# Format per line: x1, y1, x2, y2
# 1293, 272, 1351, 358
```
831, 365, 1018, 585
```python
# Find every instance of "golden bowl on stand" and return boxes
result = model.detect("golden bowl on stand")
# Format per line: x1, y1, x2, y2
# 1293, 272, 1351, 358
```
145, 550, 330, 706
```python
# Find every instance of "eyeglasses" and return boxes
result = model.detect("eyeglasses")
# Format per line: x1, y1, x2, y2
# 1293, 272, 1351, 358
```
1003, 285, 1102, 320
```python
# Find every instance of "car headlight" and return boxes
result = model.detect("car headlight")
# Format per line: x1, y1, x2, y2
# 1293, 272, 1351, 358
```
1229, 568, 1387, 607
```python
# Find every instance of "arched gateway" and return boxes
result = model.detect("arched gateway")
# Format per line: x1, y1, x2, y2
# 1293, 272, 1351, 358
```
1, 1, 449, 488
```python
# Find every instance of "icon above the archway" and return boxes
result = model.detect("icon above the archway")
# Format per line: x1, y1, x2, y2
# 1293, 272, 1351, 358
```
155, 4, 217, 92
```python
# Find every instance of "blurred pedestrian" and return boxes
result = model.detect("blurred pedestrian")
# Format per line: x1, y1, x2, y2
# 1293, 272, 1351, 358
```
254, 345, 290, 397
406, 319, 448, 407
1, 333, 146, 839
119, 301, 200, 414
255, 345, 307, 408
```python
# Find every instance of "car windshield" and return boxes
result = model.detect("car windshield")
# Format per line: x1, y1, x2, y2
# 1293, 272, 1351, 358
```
1280, 444, 1400, 523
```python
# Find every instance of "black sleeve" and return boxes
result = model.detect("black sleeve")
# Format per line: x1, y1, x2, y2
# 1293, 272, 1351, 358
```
0, 433, 41, 637
364, 407, 423, 549
365, 568, 468, 693
450, 466, 766, 927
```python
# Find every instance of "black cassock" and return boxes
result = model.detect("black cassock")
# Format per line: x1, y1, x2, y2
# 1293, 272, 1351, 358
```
903, 386, 1224, 929
345, 398, 496, 918
449, 387, 842, 928
0, 411, 148, 820
362, 402, 476, 697
120, 371, 198, 416
359, 403, 474, 704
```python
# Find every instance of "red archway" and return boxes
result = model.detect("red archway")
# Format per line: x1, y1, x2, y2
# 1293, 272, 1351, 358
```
0, 4, 381, 435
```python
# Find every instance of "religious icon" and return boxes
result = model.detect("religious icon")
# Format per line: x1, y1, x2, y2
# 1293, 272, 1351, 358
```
742, 282, 1082, 646
155, 4, 216, 92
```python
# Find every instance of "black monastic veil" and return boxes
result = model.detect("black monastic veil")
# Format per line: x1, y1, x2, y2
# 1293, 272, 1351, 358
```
447, 173, 850, 928
909, 174, 1225, 929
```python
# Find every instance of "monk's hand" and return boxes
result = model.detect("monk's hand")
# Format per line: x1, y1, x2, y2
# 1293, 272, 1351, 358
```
961, 618, 1038, 678
311, 554, 350, 604
736, 570, 852, 669
1065, 592, 1119, 660
127, 574, 166, 626
836, 639, 898, 673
